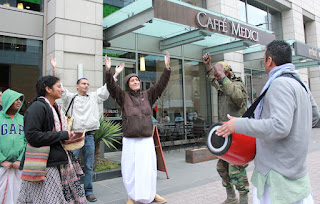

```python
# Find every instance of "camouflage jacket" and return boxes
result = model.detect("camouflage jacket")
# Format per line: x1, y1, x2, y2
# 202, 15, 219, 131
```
208, 72, 247, 121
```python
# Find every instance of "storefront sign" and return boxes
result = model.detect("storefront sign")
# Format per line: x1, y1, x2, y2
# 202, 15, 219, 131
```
293, 41, 320, 61
195, 12, 259, 42
153, 0, 275, 46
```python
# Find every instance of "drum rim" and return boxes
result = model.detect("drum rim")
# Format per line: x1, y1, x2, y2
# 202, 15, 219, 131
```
206, 122, 232, 156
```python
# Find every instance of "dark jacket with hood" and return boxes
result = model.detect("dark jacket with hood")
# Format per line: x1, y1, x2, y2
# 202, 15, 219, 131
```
0, 89, 26, 167
105, 68, 171, 138
21, 98, 69, 168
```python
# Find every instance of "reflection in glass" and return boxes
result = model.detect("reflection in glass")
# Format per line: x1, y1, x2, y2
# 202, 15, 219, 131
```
181, 0, 206, 8
0, 0, 43, 12
240, 0, 283, 39
103, 49, 135, 60
245, 69, 268, 104
184, 60, 211, 125
247, 3, 268, 29
238, 0, 247, 23
0, 35, 42, 113
137, 54, 184, 127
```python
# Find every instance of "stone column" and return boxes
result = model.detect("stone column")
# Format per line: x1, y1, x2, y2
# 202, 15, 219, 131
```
305, 16, 320, 107
282, 3, 309, 84
46, 0, 103, 93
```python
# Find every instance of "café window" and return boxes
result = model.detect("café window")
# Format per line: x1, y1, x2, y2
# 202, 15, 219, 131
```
239, 0, 283, 40
245, 69, 268, 105
184, 60, 212, 125
0, 35, 42, 113
0, 0, 43, 12
138, 54, 184, 125
181, 0, 206, 9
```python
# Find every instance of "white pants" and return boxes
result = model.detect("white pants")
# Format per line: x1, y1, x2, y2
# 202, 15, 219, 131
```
253, 185, 314, 204
0, 168, 22, 204
121, 137, 157, 204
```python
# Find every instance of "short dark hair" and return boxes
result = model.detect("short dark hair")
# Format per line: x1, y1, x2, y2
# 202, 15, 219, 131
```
36, 75, 60, 97
77, 78, 88, 85
265, 40, 292, 66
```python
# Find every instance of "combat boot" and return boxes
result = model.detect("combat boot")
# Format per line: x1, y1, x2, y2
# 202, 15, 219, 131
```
239, 193, 248, 204
221, 187, 239, 204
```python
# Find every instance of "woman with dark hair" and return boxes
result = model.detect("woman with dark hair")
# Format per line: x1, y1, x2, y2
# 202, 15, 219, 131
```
104, 52, 171, 204
17, 75, 87, 204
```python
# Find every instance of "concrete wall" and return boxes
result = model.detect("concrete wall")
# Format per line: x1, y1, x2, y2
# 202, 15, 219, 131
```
0, 6, 44, 39
282, 0, 320, 107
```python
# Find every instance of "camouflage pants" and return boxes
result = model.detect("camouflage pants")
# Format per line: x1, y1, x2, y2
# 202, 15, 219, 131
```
216, 159, 249, 195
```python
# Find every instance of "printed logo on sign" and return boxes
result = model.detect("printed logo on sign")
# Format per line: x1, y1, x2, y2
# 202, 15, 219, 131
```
195, 11, 259, 42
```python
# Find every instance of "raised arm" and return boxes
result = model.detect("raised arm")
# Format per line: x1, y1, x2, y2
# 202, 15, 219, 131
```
203, 53, 220, 90
104, 55, 125, 106
50, 55, 75, 107
50, 55, 56, 77
94, 62, 124, 104
147, 51, 171, 104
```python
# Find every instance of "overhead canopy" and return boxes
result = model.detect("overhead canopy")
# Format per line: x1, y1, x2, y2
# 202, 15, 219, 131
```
103, 0, 275, 54
244, 40, 320, 70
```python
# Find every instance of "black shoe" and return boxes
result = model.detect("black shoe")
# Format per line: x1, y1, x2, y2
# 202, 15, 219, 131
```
86, 194, 97, 202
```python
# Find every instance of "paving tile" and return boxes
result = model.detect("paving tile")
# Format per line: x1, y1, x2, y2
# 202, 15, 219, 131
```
95, 129, 320, 204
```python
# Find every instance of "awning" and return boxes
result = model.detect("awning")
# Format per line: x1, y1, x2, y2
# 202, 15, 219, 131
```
103, 0, 275, 54
243, 40, 320, 70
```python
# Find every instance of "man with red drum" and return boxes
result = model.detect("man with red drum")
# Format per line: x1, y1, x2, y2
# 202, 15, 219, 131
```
217, 40, 320, 204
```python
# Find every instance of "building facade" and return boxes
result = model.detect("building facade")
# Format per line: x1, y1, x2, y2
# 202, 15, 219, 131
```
1, 0, 320, 145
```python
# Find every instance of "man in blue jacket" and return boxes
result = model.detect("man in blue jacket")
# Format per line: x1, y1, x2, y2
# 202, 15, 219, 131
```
0, 89, 26, 203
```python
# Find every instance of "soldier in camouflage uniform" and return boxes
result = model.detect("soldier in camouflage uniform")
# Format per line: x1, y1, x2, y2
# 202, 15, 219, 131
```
203, 53, 249, 204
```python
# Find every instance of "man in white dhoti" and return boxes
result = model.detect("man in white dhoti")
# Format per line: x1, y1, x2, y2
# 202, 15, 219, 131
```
104, 52, 171, 204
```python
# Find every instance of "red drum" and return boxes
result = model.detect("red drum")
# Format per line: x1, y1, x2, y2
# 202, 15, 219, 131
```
206, 122, 256, 165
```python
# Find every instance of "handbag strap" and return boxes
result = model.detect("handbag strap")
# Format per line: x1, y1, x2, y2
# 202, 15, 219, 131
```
242, 73, 308, 118
65, 94, 77, 117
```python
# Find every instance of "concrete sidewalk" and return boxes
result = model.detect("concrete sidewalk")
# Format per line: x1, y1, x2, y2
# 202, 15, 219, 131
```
92, 128, 320, 204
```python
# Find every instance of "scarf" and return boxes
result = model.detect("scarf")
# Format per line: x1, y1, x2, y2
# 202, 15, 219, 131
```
255, 63, 296, 119
41, 97, 86, 204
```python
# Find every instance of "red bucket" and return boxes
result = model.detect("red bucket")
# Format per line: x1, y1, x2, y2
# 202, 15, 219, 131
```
206, 122, 256, 165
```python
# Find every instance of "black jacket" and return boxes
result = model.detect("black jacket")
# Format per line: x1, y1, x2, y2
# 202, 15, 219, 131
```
21, 98, 69, 168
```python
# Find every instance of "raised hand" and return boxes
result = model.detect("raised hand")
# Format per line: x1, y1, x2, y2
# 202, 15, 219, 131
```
104, 55, 111, 71
50, 55, 56, 76
164, 51, 170, 70
202, 52, 212, 70
114, 63, 125, 78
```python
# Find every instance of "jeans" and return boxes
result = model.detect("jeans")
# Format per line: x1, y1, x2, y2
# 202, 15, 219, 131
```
73, 134, 95, 196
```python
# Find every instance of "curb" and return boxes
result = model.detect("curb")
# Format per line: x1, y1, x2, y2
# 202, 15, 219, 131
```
80, 168, 122, 183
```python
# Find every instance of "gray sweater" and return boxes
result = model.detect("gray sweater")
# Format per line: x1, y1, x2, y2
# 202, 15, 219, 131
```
235, 70, 320, 179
